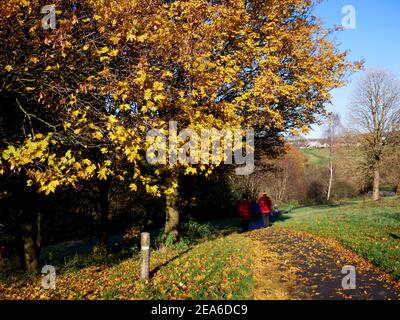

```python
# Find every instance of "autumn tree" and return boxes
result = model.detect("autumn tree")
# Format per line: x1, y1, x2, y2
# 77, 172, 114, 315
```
234, 144, 309, 205
0, 0, 149, 268
349, 69, 400, 201
1, 0, 360, 266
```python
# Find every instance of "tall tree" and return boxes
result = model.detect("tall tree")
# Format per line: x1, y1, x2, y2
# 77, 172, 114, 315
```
349, 69, 400, 201
1, 0, 360, 253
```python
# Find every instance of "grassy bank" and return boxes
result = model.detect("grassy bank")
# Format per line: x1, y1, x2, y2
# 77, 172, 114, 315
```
275, 197, 400, 279
0, 230, 254, 300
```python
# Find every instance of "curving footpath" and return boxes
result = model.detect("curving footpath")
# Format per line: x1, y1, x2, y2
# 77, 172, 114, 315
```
250, 228, 400, 300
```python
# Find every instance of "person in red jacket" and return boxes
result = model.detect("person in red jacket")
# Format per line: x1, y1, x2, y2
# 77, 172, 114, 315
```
259, 193, 273, 228
238, 195, 252, 232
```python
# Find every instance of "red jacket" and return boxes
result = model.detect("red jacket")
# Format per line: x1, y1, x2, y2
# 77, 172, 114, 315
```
238, 200, 252, 220
259, 196, 272, 214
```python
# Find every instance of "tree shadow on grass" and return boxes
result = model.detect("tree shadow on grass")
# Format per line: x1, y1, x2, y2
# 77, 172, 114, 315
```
390, 232, 400, 240
149, 247, 192, 278
271, 213, 292, 224
304, 202, 354, 211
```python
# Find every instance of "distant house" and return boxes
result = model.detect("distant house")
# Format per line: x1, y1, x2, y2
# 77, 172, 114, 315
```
305, 141, 327, 149
287, 137, 328, 149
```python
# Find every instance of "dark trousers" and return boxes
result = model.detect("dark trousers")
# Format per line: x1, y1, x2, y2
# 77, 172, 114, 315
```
241, 219, 250, 232
262, 213, 270, 228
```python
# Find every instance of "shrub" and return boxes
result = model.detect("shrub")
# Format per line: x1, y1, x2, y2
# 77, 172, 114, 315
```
154, 220, 218, 250
282, 199, 299, 212
180, 220, 217, 244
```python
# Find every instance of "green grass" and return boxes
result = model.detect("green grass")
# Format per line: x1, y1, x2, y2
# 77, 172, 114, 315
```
301, 148, 330, 166
274, 197, 400, 279
137, 234, 254, 299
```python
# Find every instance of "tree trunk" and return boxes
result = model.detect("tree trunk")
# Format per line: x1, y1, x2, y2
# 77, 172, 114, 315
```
327, 161, 333, 201
98, 178, 112, 250
163, 189, 180, 242
372, 165, 380, 201
18, 209, 41, 272
21, 230, 39, 272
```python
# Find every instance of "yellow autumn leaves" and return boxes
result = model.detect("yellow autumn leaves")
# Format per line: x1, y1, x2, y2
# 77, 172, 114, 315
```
0, 0, 358, 197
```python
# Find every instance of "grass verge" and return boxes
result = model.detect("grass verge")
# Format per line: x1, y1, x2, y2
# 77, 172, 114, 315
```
0, 231, 254, 300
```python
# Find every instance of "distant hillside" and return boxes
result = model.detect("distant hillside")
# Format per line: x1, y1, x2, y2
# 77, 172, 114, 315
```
300, 148, 330, 167
286, 138, 330, 166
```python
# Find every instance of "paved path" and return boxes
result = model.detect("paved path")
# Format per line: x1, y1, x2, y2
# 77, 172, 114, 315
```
250, 228, 400, 300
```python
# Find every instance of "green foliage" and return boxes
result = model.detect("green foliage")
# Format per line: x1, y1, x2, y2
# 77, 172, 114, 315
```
281, 199, 299, 212
154, 220, 218, 250
164, 233, 179, 247
180, 220, 217, 244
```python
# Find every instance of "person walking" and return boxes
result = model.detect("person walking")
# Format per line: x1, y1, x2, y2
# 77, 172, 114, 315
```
259, 193, 273, 228
238, 196, 252, 232
251, 201, 261, 228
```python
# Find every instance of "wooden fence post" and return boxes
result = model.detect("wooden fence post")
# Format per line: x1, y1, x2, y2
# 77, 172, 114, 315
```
140, 232, 150, 280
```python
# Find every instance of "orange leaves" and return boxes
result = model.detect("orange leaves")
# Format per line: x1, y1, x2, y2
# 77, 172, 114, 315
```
144, 234, 254, 299
0, 0, 358, 198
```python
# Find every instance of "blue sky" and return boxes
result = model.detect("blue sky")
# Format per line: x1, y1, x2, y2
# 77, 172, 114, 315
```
307, 0, 400, 138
